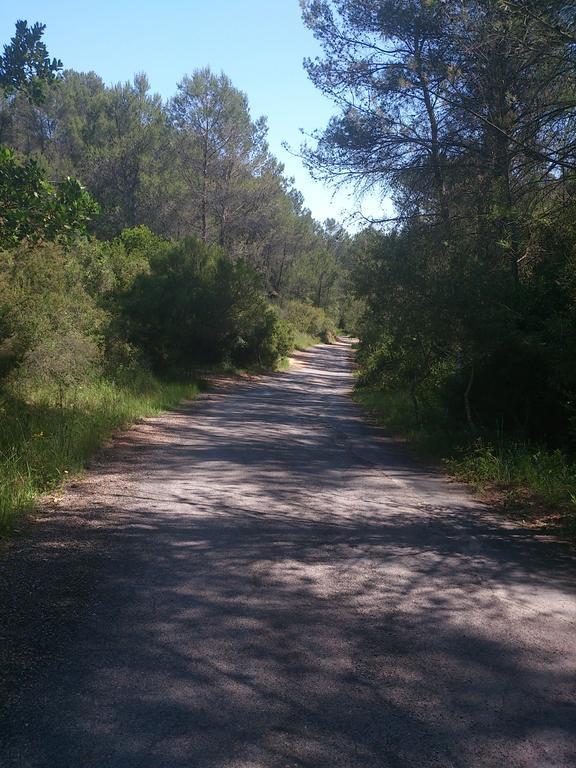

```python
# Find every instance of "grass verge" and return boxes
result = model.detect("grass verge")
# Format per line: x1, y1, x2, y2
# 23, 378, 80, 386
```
354, 386, 576, 540
0, 374, 199, 535
292, 331, 321, 350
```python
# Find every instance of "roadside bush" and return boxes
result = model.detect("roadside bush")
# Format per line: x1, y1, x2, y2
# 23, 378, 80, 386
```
234, 308, 294, 368
10, 332, 102, 407
0, 241, 106, 376
279, 299, 337, 343
121, 237, 286, 371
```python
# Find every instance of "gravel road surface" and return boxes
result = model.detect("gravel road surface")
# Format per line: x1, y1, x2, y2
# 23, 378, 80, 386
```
1, 340, 575, 767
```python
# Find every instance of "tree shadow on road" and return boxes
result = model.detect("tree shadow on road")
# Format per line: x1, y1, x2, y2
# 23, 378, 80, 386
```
1, 342, 575, 767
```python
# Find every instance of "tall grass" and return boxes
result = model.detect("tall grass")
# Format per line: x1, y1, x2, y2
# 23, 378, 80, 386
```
353, 387, 454, 455
0, 375, 199, 533
354, 386, 576, 533
448, 441, 576, 505
292, 330, 321, 350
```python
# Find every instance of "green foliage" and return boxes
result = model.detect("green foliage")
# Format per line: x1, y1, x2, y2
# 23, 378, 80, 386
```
352, 210, 576, 445
447, 440, 576, 535
303, 1, 576, 447
0, 241, 105, 361
170, 68, 271, 246
78, 74, 169, 237
121, 237, 290, 370
0, 22, 99, 247
11, 332, 101, 407
287, 248, 341, 310
0, 374, 199, 533
239, 308, 294, 368
291, 331, 319, 351
279, 299, 337, 343
0, 146, 99, 247
449, 442, 576, 498
354, 385, 452, 455
0, 42, 352, 306
0, 19, 62, 103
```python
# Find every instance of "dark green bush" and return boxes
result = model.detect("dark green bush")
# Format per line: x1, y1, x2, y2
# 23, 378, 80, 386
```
121, 237, 287, 371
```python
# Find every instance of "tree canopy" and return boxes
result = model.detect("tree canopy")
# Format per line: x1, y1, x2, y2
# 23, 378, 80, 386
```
0, 19, 62, 103
302, 0, 576, 444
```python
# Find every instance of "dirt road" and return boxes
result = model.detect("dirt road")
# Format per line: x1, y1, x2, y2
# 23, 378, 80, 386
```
1, 340, 575, 767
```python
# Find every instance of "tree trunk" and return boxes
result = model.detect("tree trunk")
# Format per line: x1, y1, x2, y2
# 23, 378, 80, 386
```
409, 379, 421, 426
414, 39, 450, 236
464, 363, 476, 435
201, 134, 209, 244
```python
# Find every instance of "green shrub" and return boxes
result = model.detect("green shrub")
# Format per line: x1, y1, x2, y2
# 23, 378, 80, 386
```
278, 299, 337, 343
10, 332, 101, 407
0, 241, 106, 372
121, 237, 284, 371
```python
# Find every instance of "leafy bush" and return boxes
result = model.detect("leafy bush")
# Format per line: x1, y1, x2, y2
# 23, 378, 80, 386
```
10, 332, 101, 407
121, 237, 287, 371
236, 308, 294, 368
0, 241, 106, 375
279, 299, 337, 343
0, 146, 98, 248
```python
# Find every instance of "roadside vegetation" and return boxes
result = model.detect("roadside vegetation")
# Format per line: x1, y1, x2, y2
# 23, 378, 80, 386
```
302, 1, 576, 536
0, 20, 359, 532
10, 5, 576, 540
0, 377, 199, 534
278, 300, 338, 348
355, 388, 576, 537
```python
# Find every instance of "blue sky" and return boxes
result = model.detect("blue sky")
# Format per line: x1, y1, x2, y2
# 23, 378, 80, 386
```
1, 0, 388, 226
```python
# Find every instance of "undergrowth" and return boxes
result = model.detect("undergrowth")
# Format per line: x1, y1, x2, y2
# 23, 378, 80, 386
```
292, 330, 321, 350
354, 386, 576, 537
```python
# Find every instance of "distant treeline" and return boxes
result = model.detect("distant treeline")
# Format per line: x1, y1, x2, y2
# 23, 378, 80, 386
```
1, 63, 349, 299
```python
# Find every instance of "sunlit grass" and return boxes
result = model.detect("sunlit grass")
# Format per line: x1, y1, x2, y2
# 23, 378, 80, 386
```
292, 331, 320, 350
447, 441, 576, 533
0, 375, 199, 534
